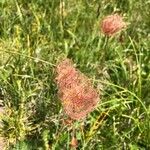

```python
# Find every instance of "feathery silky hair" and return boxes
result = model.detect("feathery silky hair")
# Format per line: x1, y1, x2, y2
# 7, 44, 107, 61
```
101, 14, 126, 36
56, 59, 99, 120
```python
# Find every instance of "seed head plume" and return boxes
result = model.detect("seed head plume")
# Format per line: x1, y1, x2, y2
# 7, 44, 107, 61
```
101, 14, 126, 36
56, 59, 99, 120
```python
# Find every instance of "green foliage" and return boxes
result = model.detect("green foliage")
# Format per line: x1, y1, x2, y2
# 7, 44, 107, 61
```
0, 0, 149, 149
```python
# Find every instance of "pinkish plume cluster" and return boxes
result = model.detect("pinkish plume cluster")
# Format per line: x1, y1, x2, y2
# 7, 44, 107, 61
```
55, 59, 99, 120
101, 14, 126, 36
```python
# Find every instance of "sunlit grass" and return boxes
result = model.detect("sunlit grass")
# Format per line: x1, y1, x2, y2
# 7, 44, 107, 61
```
0, 0, 150, 149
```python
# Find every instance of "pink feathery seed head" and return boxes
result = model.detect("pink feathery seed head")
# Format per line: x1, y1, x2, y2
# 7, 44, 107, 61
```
55, 58, 99, 120
56, 58, 79, 89
61, 84, 99, 120
101, 14, 126, 36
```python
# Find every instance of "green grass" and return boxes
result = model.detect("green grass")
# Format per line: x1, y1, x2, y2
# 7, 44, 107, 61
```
0, 0, 150, 149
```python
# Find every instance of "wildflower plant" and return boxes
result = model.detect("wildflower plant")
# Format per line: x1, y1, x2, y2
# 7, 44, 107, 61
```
101, 14, 126, 36
55, 59, 99, 120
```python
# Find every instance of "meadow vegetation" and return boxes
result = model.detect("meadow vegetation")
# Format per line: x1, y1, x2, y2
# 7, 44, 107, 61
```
0, 0, 150, 149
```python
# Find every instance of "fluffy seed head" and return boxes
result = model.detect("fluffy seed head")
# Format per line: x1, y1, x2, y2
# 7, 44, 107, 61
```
101, 14, 126, 36
70, 136, 78, 148
56, 59, 99, 120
